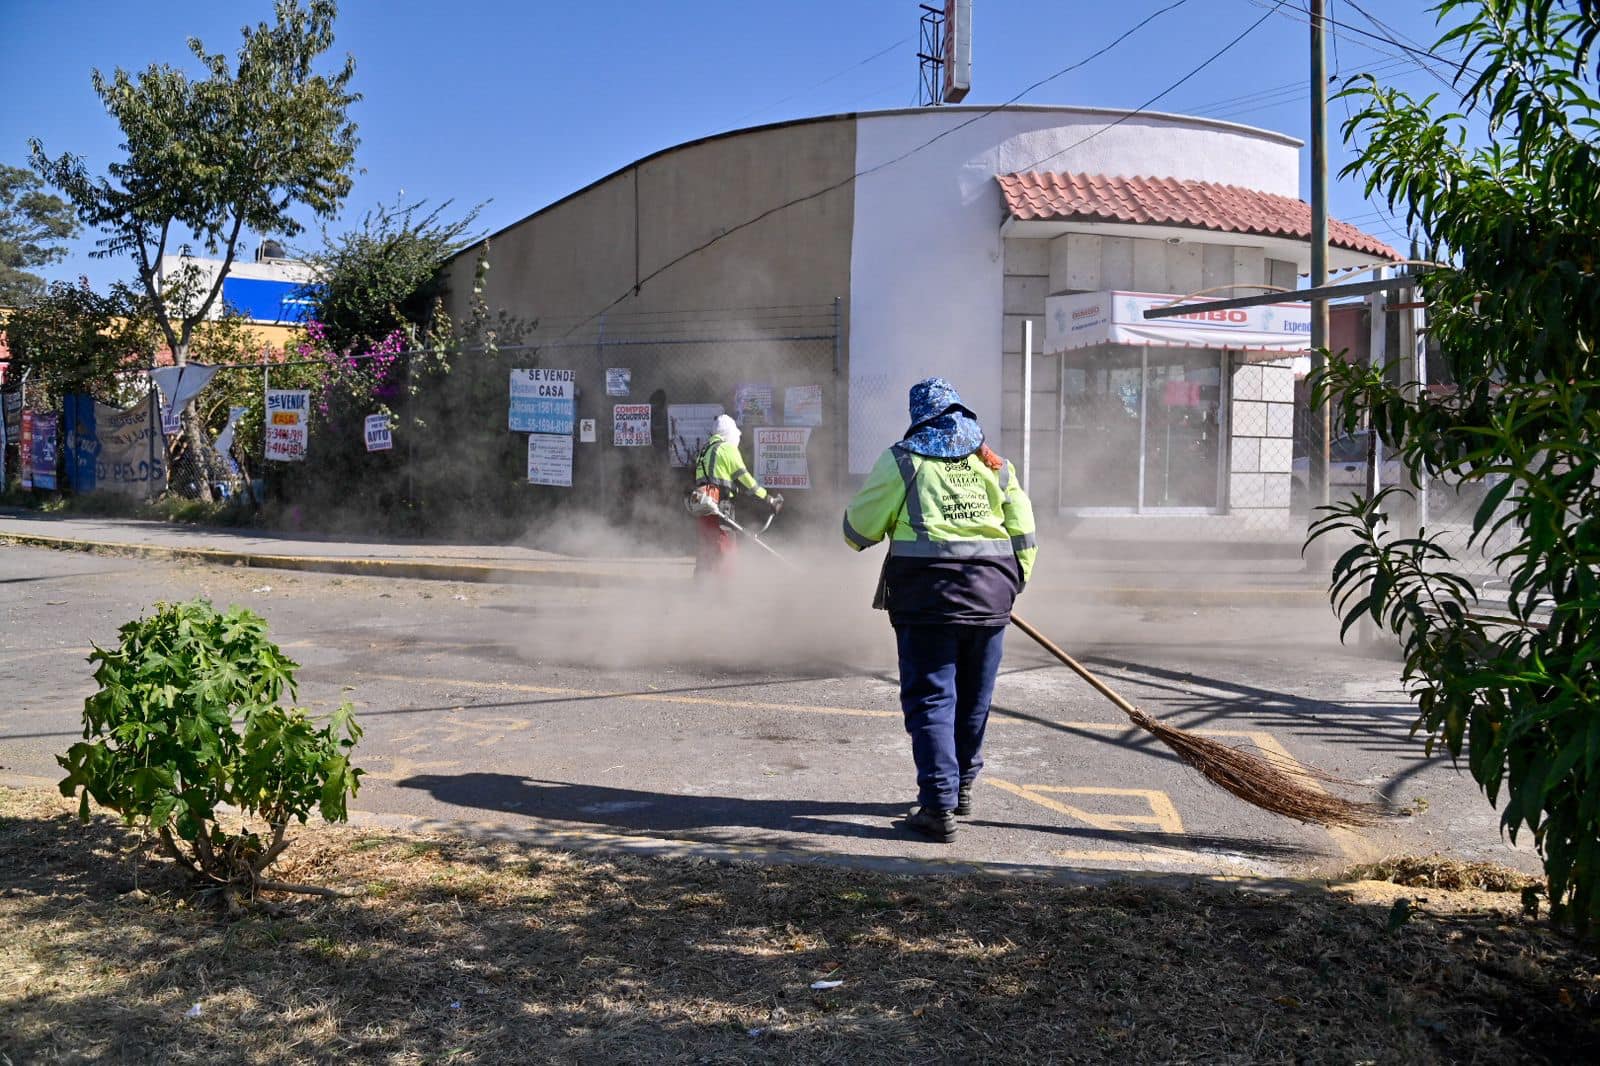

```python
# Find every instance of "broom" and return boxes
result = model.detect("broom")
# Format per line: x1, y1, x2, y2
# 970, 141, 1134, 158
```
1009, 613, 1386, 828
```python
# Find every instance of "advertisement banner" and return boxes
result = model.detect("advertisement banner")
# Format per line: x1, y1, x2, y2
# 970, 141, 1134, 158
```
1045, 290, 1312, 354
526, 432, 573, 486
509, 368, 575, 433
30, 412, 59, 490
364, 413, 393, 452
19, 410, 34, 489
733, 383, 773, 425
605, 368, 631, 396
265, 389, 310, 461
783, 384, 824, 427
753, 426, 811, 490
666, 403, 723, 467
612, 403, 652, 447
90, 398, 166, 497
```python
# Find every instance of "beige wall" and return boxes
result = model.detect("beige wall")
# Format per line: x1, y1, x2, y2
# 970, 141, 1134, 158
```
441, 118, 856, 326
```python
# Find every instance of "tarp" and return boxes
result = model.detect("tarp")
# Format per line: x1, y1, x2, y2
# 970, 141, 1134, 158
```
150, 363, 220, 413
1045, 291, 1312, 354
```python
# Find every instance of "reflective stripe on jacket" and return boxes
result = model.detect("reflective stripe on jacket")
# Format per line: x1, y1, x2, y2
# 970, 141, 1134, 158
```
843, 445, 1037, 582
695, 434, 767, 500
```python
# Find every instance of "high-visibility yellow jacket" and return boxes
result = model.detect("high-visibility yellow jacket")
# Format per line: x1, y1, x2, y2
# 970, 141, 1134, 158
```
694, 433, 768, 502
843, 444, 1036, 623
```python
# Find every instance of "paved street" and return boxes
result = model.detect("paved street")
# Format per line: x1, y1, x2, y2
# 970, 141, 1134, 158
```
0, 543, 1535, 879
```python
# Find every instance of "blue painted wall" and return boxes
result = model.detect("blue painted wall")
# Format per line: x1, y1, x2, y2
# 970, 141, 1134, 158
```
220, 276, 318, 323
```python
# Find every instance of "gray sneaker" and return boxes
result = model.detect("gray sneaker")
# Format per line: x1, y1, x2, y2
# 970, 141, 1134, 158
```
905, 805, 957, 843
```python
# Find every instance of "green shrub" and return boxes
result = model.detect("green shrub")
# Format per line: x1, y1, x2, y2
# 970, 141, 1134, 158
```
58, 599, 362, 903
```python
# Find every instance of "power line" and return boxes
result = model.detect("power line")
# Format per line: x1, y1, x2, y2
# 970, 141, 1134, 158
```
550, 0, 1196, 339
1186, 56, 1412, 117
727, 37, 909, 127
1006, 1, 1286, 174
1247, 0, 1483, 86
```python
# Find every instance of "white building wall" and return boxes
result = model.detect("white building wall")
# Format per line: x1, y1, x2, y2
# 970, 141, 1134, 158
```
846, 106, 1300, 473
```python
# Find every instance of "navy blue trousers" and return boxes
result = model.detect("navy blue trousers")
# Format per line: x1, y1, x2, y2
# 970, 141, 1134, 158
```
894, 624, 1006, 811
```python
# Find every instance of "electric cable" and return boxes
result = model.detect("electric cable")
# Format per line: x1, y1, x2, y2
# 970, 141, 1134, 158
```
544, 0, 1196, 339
727, 36, 909, 127
1007, 1, 1286, 174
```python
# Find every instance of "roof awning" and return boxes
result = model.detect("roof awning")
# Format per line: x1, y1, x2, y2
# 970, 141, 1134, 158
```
998, 172, 1399, 270
1045, 291, 1311, 354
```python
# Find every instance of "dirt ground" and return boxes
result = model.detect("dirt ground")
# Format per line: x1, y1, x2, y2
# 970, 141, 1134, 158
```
1, 787, 1595, 1064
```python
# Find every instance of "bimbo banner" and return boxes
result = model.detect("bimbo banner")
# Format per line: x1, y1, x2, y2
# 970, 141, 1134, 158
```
1045, 291, 1311, 354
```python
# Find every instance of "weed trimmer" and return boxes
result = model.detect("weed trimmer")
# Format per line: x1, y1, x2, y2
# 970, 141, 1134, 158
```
718, 510, 797, 569
1009, 613, 1384, 828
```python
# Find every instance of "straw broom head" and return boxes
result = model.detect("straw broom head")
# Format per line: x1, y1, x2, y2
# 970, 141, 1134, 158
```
1008, 614, 1388, 829
1126, 707, 1386, 828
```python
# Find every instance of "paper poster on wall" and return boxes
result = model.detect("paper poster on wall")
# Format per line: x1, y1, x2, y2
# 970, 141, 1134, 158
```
613, 404, 652, 447
30, 412, 59, 490
733, 383, 773, 425
667, 403, 724, 467
509, 368, 576, 433
605, 368, 631, 397
265, 389, 310, 461
578, 418, 597, 443
364, 414, 393, 452
160, 401, 182, 434
527, 432, 573, 486
753, 426, 811, 490
783, 384, 824, 427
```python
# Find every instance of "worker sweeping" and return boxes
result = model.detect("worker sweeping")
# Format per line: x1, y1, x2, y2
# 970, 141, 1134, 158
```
843, 377, 1035, 842
690, 413, 782, 579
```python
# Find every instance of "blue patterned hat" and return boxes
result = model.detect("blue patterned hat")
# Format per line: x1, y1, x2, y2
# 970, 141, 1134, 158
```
901, 377, 984, 459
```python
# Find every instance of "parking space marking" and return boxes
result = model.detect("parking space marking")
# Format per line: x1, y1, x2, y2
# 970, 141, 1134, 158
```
354, 671, 1365, 859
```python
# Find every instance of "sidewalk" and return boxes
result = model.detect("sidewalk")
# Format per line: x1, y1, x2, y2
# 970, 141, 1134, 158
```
0, 508, 1329, 605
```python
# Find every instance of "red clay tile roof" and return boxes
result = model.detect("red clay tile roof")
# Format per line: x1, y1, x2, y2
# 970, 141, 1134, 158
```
997, 172, 1399, 261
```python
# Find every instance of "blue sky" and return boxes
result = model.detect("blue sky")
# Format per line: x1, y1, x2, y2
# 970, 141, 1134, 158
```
1, 0, 1467, 292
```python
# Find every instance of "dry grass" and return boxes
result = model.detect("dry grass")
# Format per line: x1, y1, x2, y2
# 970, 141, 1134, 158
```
2, 786, 1595, 1065
1346, 854, 1545, 894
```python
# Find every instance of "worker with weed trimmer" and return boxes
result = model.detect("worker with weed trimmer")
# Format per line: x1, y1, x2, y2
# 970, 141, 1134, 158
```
688, 413, 783, 579
843, 377, 1036, 843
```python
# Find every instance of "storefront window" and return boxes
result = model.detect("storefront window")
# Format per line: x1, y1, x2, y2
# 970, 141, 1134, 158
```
1061, 346, 1142, 508
1059, 346, 1223, 512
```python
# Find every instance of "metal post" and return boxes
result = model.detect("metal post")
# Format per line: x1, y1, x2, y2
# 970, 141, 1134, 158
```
832, 296, 844, 497
1309, 0, 1331, 512
1410, 281, 1429, 530
1365, 266, 1386, 501
1021, 319, 1034, 492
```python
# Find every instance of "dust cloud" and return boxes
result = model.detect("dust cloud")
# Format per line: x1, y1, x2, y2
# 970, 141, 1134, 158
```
502, 522, 901, 675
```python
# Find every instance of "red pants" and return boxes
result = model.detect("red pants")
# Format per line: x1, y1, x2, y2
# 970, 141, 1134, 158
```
695, 516, 736, 577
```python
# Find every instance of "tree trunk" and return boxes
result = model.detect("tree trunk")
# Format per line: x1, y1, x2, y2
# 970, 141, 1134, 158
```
173, 342, 214, 503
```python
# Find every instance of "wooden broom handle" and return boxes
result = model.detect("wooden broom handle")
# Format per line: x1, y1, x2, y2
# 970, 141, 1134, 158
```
1010, 613, 1143, 719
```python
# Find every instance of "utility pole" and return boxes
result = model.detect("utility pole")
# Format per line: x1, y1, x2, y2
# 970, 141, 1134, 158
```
1309, 0, 1331, 513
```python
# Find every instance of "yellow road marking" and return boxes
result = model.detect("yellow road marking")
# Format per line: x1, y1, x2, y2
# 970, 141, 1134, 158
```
986, 777, 1185, 834
356, 671, 1366, 859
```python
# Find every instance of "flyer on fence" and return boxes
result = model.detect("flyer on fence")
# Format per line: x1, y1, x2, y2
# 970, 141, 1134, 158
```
784, 384, 824, 426
265, 389, 310, 461
509, 368, 575, 433
753, 426, 811, 490
733, 383, 773, 425
527, 432, 573, 486
613, 403, 652, 446
666, 403, 723, 467
364, 414, 393, 452
605, 368, 631, 396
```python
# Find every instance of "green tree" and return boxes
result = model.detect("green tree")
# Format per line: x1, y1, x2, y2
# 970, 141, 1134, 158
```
0, 279, 155, 408
303, 196, 483, 355
30, 0, 359, 500
0, 163, 78, 306
1309, 0, 1600, 930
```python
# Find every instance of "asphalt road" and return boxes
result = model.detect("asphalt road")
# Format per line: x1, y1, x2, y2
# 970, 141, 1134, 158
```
0, 543, 1535, 879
